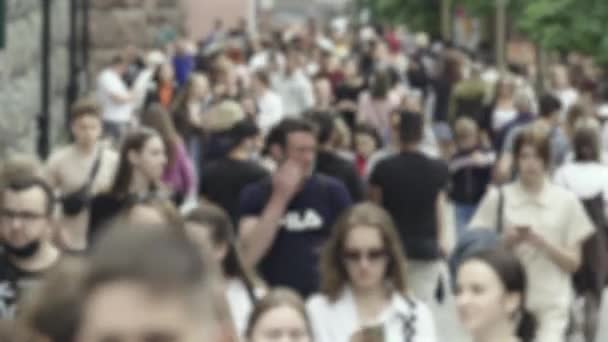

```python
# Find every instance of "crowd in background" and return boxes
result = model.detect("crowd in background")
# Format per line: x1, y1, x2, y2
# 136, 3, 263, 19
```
1, 14, 608, 342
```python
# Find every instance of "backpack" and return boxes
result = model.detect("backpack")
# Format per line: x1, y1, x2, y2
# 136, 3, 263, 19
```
573, 193, 608, 295
449, 187, 504, 285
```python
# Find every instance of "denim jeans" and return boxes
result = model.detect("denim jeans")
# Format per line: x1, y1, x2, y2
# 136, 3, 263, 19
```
187, 135, 202, 179
453, 202, 478, 240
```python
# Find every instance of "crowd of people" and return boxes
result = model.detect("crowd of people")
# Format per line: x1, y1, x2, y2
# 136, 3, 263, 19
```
1, 14, 608, 342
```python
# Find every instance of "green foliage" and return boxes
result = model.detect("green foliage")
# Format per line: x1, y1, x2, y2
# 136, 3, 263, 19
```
459, 0, 608, 65
358, 0, 441, 36
360, 0, 608, 65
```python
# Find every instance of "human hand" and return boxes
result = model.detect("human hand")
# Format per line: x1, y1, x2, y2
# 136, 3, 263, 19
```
272, 160, 304, 202
503, 226, 525, 247
518, 226, 546, 249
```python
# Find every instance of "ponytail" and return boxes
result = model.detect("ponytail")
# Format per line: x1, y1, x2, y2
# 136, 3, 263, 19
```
516, 309, 537, 342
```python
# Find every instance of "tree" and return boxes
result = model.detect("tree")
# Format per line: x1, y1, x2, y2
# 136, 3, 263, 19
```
460, 0, 608, 65
358, 0, 441, 37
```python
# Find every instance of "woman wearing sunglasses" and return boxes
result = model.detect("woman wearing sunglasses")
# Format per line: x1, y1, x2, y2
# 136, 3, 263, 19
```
307, 203, 436, 342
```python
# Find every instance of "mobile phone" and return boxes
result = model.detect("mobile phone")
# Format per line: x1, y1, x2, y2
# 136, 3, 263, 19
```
354, 325, 385, 342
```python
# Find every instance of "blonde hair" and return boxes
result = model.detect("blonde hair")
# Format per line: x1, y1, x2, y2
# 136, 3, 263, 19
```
453, 117, 479, 144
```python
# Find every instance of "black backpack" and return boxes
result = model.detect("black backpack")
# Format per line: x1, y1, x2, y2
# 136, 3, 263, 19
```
574, 193, 608, 295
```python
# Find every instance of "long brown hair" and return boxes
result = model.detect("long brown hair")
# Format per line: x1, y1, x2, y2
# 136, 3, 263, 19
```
184, 203, 259, 301
171, 72, 208, 115
319, 202, 408, 301
109, 128, 163, 198
141, 104, 181, 167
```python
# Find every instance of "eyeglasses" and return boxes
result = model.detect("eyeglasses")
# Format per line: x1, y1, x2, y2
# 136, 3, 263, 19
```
0, 209, 47, 221
343, 248, 387, 263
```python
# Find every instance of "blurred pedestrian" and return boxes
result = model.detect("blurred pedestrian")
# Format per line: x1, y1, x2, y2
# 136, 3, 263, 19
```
470, 127, 595, 341
456, 248, 537, 342
308, 203, 436, 342
238, 119, 352, 298
46, 98, 118, 252
246, 288, 313, 342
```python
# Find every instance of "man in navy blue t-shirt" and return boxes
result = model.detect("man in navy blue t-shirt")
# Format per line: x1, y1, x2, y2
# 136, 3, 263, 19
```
239, 119, 352, 298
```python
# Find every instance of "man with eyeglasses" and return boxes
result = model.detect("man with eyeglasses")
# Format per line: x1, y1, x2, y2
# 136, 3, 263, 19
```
0, 176, 60, 319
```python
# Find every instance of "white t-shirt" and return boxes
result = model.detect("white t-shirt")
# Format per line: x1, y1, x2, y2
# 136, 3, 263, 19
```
469, 180, 595, 312
226, 279, 264, 340
492, 107, 518, 132
307, 288, 436, 342
257, 90, 284, 134
554, 88, 579, 122
97, 68, 133, 123
554, 162, 608, 215
271, 70, 315, 117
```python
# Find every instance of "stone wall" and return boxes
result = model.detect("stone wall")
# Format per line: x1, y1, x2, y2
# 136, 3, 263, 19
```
0, 0, 186, 159
0, 0, 69, 158
89, 0, 186, 73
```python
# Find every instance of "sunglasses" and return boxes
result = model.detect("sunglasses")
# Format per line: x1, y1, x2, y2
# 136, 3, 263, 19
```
343, 248, 387, 263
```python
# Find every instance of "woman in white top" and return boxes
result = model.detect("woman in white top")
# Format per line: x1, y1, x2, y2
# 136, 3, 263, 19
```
184, 203, 264, 340
470, 125, 595, 342
246, 288, 313, 342
457, 248, 537, 342
554, 117, 608, 341
307, 203, 436, 342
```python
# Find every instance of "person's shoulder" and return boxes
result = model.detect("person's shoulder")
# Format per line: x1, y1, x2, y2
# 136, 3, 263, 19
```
314, 174, 347, 190
306, 293, 334, 312
547, 181, 579, 202
102, 148, 119, 163
47, 145, 74, 165
241, 176, 272, 195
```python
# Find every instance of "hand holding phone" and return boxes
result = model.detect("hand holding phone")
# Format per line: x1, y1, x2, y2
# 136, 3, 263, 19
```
350, 325, 385, 342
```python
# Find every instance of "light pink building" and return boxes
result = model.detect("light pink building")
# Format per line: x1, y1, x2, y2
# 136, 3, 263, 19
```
184, 0, 252, 40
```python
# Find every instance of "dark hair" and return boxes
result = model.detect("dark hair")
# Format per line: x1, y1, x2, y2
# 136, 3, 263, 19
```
399, 111, 424, 145
513, 125, 551, 170
573, 122, 600, 162
3, 177, 55, 216
462, 248, 537, 342
306, 111, 335, 145
228, 119, 259, 150
354, 123, 382, 150
271, 118, 316, 149
109, 128, 163, 198
320, 203, 408, 300
254, 70, 271, 88
185, 203, 257, 292
84, 227, 218, 317
70, 98, 101, 122
369, 70, 391, 99
538, 94, 562, 118
245, 288, 311, 338
19, 258, 86, 342
140, 104, 180, 167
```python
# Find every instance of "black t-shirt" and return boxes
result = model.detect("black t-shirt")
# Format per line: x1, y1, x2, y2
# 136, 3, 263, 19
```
370, 151, 449, 260
0, 252, 44, 319
448, 149, 494, 205
88, 194, 129, 244
239, 174, 352, 298
316, 151, 364, 203
199, 158, 269, 224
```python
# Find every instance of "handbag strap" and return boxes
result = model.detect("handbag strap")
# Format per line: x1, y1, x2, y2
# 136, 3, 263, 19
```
496, 186, 505, 234
84, 147, 103, 192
